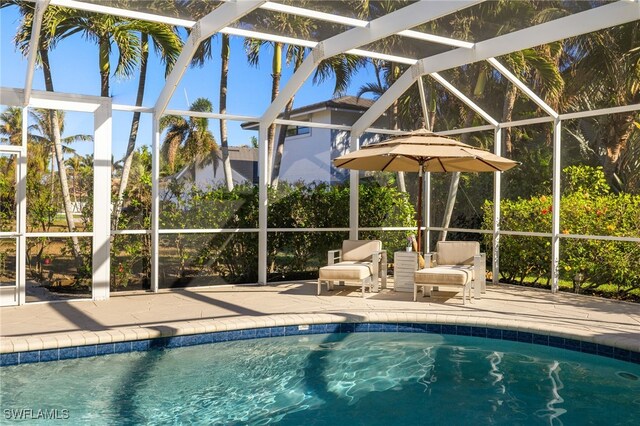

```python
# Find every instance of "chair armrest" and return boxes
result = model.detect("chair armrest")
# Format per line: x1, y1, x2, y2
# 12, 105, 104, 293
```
328, 249, 341, 265
473, 253, 486, 273
425, 252, 436, 268
371, 250, 387, 290
371, 250, 387, 272
473, 253, 487, 295
371, 250, 387, 264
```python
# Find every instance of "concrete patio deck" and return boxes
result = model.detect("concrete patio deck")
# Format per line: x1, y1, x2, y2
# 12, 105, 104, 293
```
1, 282, 639, 355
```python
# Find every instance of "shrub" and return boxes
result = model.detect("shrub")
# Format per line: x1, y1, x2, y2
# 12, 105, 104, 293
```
159, 181, 415, 284
483, 166, 640, 295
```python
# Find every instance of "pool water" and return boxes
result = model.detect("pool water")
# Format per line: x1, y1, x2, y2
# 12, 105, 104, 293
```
2, 333, 639, 425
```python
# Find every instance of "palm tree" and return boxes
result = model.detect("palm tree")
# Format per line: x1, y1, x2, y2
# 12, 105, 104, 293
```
244, 9, 367, 187
419, 1, 566, 240
562, 20, 640, 187
29, 108, 92, 259
0, 107, 25, 227
160, 98, 219, 177
190, 28, 235, 192
113, 28, 182, 230
8, 1, 182, 229
357, 59, 417, 192
0, 106, 25, 146
66, 154, 82, 208
244, 9, 318, 183
270, 51, 367, 188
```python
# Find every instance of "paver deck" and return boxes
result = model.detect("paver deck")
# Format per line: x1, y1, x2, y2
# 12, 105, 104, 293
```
1, 282, 639, 354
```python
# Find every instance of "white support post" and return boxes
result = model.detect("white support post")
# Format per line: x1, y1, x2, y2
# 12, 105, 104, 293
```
424, 171, 430, 253
151, 113, 160, 292
349, 133, 361, 240
492, 127, 502, 285
551, 118, 562, 293
92, 100, 112, 300
17, 107, 28, 305
154, 1, 265, 115
24, 0, 49, 105
258, 125, 268, 284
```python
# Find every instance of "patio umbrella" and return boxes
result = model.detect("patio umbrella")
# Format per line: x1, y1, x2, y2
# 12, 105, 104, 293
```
333, 129, 518, 252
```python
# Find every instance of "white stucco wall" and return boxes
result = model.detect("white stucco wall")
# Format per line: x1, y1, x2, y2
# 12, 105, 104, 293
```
276, 108, 382, 184
194, 162, 250, 189
277, 110, 335, 184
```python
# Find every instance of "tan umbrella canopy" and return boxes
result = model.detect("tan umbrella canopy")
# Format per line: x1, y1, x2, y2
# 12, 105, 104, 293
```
334, 130, 518, 173
333, 129, 518, 252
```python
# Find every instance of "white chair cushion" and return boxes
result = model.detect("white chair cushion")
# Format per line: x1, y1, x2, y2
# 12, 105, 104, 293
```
342, 240, 382, 262
436, 241, 479, 266
319, 262, 373, 281
437, 264, 475, 280
415, 266, 472, 285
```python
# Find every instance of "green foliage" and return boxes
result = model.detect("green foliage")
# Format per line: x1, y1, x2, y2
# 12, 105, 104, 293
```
159, 182, 415, 285
560, 191, 640, 292
561, 165, 610, 196
111, 147, 152, 289
483, 166, 640, 294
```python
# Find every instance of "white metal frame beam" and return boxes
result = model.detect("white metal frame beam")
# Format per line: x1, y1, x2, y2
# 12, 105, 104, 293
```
492, 127, 502, 285
429, 72, 499, 126
260, 1, 475, 48
39, 0, 473, 77
260, 0, 482, 126
551, 118, 562, 293
24, 0, 50, 105
154, 1, 265, 115
352, 0, 640, 136
487, 57, 558, 118
48, 0, 194, 27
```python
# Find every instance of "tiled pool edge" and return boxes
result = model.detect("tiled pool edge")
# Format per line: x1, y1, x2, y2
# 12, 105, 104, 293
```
2, 321, 639, 366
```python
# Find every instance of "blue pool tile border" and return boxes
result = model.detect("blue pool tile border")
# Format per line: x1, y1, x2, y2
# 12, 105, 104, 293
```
1, 322, 638, 366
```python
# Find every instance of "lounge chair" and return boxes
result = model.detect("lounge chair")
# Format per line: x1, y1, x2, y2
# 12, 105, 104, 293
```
413, 241, 486, 305
318, 240, 387, 297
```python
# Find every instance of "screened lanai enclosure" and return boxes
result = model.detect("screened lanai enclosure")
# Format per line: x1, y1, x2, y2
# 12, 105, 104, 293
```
0, 0, 638, 306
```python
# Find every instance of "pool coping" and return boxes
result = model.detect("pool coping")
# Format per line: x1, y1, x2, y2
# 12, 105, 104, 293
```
2, 313, 639, 366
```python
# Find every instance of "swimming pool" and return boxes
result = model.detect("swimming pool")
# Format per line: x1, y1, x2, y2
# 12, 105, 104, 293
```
2, 332, 639, 425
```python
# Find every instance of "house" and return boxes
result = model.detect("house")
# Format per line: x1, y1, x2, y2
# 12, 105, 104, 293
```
166, 146, 258, 193
242, 96, 385, 184
170, 96, 384, 189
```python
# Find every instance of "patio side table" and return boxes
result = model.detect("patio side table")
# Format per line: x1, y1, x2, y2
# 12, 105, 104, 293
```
393, 251, 418, 292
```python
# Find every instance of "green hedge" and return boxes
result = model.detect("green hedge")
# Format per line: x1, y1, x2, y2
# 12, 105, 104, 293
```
483, 166, 640, 295
158, 182, 415, 285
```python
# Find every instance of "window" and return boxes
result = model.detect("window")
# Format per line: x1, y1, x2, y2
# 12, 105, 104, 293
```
285, 126, 310, 137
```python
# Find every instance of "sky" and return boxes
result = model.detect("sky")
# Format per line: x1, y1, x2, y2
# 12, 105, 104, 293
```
0, 6, 377, 160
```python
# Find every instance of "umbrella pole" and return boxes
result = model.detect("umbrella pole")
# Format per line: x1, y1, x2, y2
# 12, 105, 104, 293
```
417, 167, 423, 253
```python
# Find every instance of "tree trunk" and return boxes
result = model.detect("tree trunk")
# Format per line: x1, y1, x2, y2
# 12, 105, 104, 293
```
40, 47, 83, 264
270, 96, 293, 188
390, 64, 406, 193
219, 34, 234, 191
99, 36, 110, 97
113, 33, 149, 230
271, 50, 304, 188
602, 112, 635, 184
502, 83, 517, 155
267, 42, 282, 182
439, 172, 460, 242
439, 109, 475, 241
